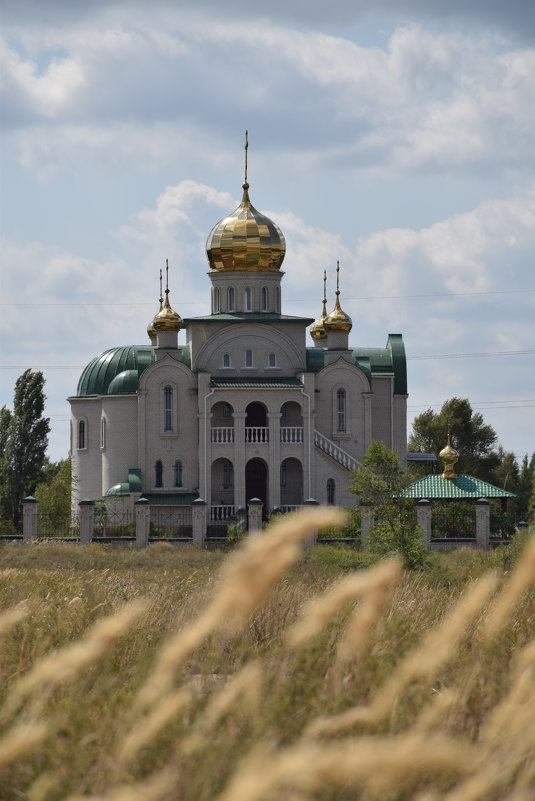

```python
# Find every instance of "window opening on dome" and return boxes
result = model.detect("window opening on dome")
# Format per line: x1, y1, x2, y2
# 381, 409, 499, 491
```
78, 420, 85, 450
223, 459, 233, 489
223, 353, 231, 368
214, 287, 221, 313
155, 460, 163, 488
327, 478, 335, 506
100, 417, 106, 450
164, 386, 173, 432
261, 286, 268, 311
275, 286, 280, 313
245, 287, 252, 312
245, 350, 253, 368
227, 287, 235, 312
174, 460, 183, 488
337, 389, 346, 433
268, 352, 276, 368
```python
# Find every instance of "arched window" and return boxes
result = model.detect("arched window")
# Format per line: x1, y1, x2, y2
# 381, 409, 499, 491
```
261, 286, 268, 311
78, 420, 85, 450
268, 352, 276, 368
223, 353, 231, 368
223, 403, 232, 418
214, 287, 221, 313
245, 287, 252, 311
164, 386, 173, 432
245, 350, 253, 368
227, 286, 235, 311
275, 286, 280, 312
327, 478, 335, 506
100, 417, 106, 449
223, 459, 233, 489
155, 460, 163, 488
174, 460, 183, 488
337, 388, 346, 433
280, 462, 287, 487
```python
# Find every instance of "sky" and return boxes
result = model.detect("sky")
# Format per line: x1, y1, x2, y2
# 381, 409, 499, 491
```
1, 0, 534, 465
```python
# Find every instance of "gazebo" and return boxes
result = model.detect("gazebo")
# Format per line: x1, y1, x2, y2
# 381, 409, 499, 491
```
404, 436, 515, 550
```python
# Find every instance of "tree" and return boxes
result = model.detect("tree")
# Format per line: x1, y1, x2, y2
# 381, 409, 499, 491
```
408, 397, 499, 480
0, 370, 50, 531
34, 457, 72, 530
349, 441, 426, 568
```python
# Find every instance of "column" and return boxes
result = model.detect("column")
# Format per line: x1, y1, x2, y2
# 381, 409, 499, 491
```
135, 497, 151, 548
475, 498, 490, 550
233, 412, 247, 509
268, 412, 281, 511
79, 499, 95, 545
303, 498, 319, 548
192, 498, 207, 547
416, 499, 432, 548
22, 496, 38, 544
248, 498, 263, 534
360, 506, 374, 547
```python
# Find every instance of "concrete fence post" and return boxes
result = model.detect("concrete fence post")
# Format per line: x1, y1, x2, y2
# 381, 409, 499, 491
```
22, 496, 38, 544
360, 506, 374, 547
303, 498, 320, 547
416, 499, 432, 548
192, 498, 207, 547
135, 497, 151, 548
247, 498, 263, 534
476, 498, 490, 550
79, 500, 95, 545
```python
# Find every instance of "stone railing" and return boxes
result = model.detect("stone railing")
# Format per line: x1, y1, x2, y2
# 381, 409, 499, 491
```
211, 427, 235, 444
245, 427, 269, 443
314, 430, 360, 472
280, 427, 303, 443
210, 505, 235, 521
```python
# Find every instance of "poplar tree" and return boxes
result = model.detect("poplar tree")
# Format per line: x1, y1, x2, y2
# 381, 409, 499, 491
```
0, 370, 50, 531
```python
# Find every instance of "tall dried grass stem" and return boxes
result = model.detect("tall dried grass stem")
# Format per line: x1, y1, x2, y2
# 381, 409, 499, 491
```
0, 722, 47, 771
65, 768, 176, 801
117, 689, 191, 767
307, 573, 498, 735
0, 605, 27, 637
484, 535, 535, 638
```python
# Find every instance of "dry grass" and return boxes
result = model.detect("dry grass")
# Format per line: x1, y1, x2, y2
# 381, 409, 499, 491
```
0, 511, 534, 800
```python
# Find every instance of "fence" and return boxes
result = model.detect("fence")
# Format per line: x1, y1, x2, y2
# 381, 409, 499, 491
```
36, 511, 80, 539
150, 507, 193, 539
94, 508, 135, 538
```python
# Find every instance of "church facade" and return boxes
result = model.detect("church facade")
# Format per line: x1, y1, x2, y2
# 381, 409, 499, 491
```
69, 165, 407, 520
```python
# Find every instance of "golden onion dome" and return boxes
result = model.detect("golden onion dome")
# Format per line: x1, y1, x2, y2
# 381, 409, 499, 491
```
310, 270, 328, 342
153, 260, 182, 332
205, 131, 285, 272
324, 261, 352, 334
439, 433, 459, 479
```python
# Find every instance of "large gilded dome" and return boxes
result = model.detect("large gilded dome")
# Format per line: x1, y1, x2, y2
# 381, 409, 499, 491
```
206, 182, 286, 272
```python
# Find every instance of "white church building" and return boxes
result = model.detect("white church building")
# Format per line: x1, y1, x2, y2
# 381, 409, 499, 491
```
69, 156, 407, 523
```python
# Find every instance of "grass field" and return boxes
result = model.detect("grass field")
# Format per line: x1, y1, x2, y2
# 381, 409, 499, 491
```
0, 508, 534, 801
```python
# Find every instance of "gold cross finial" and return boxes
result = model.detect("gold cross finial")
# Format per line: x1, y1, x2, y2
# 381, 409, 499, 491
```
323, 269, 327, 303
159, 268, 163, 311
244, 129, 249, 187
336, 260, 340, 297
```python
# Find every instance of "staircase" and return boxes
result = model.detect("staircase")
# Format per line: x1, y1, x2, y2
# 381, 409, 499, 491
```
314, 430, 361, 472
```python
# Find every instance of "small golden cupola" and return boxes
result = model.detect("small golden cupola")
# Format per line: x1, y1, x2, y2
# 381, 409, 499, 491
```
153, 260, 182, 333
440, 433, 459, 479
310, 270, 328, 342
205, 131, 286, 272
324, 261, 352, 334
147, 268, 164, 344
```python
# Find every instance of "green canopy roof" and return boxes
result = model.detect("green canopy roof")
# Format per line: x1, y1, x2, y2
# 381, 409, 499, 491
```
403, 473, 516, 500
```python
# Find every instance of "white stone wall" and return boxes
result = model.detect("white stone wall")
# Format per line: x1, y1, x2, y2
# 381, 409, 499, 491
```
69, 397, 102, 504
314, 359, 370, 463
101, 396, 138, 496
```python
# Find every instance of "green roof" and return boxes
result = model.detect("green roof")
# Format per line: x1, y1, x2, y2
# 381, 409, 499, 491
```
184, 313, 314, 324
106, 468, 142, 496
403, 474, 516, 500
211, 378, 303, 389
76, 345, 191, 397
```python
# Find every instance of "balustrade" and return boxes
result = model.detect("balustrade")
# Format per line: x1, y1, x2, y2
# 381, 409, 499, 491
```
245, 427, 269, 443
211, 427, 235, 444
210, 505, 235, 521
280, 427, 303, 443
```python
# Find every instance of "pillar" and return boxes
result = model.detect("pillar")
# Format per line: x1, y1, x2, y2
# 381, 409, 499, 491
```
360, 506, 374, 547
303, 498, 319, 547
233, 412, 247, 509
248, 498, 263, 534
22, 496, 38, 544
268, 412, 281, 509
135, 497, 151, 548
79, 499, 95, 545
192, 498, 207, 547
476, 498, 490, 550
416, 499, 432, 548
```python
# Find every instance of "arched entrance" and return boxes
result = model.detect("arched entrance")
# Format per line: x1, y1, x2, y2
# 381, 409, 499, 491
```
280, 457, 303, 510
246, 458, 268, 516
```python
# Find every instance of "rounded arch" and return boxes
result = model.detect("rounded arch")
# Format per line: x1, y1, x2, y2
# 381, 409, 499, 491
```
194, 324, 306, 373
326, 478, 336, 506
77, 418, 88, 451
246, 401, 267, 427
280, 400, 303, 424
211, 457, 234, 506
280, 457, 303, 508
246, 457, 268, 514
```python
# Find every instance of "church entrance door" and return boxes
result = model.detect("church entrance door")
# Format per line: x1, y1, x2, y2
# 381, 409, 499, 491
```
245, 458, 268, 518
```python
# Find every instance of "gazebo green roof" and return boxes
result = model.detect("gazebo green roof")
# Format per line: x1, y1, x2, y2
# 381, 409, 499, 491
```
403, 473, 516, 500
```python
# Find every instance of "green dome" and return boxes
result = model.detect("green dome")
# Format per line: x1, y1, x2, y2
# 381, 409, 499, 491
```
77, 346, 155, 397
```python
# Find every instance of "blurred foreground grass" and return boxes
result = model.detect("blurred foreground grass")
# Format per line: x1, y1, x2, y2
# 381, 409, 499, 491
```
0, 512, 534, 801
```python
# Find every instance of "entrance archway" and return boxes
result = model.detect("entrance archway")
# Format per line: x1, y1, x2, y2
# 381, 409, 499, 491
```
246, 458, 268, 516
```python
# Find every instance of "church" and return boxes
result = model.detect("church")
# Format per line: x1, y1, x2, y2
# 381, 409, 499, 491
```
69, 144, 407, 523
